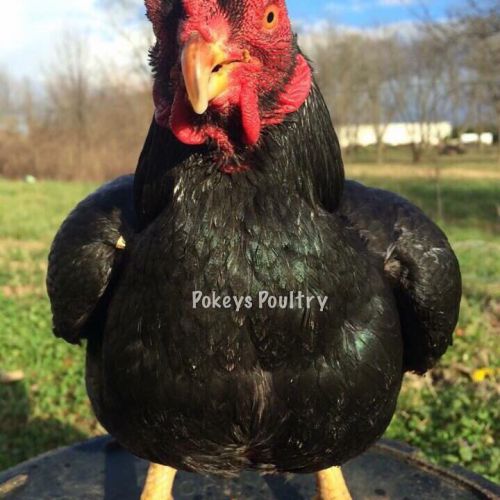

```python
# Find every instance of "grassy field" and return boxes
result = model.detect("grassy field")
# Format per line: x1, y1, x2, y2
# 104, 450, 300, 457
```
0, 155, 498, 483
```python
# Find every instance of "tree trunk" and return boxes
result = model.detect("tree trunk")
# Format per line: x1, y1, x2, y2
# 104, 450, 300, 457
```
376, 139, 385, 165
477, 125, 484, 153
497, 115, 500, 166
411, 142, 423, 163
435, 160, 444, 221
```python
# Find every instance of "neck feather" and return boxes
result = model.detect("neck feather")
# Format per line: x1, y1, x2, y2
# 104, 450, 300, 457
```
134, 79, 344, 228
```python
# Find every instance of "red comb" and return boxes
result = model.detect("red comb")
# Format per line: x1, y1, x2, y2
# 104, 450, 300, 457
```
182, 0, 219, 17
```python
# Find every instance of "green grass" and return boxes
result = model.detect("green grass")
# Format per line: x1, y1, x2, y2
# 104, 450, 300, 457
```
347, 172, 500, 482
345, 143, 500, 171
0, 168, 499, 482
0, 180, 100, 470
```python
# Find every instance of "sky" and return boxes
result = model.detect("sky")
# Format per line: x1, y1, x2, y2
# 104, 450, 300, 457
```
290, 0, 457, 26
1, 0, 459, 80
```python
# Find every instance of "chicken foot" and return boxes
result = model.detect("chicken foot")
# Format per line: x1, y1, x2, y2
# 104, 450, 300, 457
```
315, 466, 352, 500
140, 463, 177, 500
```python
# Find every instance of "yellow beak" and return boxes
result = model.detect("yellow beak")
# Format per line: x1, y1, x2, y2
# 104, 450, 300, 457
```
181, 34, 232, 115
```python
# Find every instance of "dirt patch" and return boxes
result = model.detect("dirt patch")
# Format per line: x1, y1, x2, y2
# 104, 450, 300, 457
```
5, 260, 47, 274
1, 285, 42, 298
0, 239, 46, 253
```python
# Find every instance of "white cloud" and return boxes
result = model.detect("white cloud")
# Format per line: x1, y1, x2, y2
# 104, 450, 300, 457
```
325, 1, 372, 14
1, 0, 423, 84
0, 0, 151, 82
296, 18, 421, 54
0, 3, 25, 52
298, 18, 420, 37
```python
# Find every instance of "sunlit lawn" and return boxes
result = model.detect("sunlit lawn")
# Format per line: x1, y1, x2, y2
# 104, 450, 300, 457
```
0, 154, 498, 481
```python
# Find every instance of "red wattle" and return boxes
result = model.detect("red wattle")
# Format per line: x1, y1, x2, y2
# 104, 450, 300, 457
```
240, 85, 261, 146
169, 91, 206, 145
169, 90, 235, 155
153, 54, 312, 172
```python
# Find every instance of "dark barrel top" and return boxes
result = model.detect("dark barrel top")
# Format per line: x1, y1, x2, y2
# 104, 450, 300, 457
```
0, 436, 498, 499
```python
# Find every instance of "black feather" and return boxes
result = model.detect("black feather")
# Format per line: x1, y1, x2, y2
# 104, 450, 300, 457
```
47, 176, 137, 344
47, 48, 459, 477
339, 181, 462, 373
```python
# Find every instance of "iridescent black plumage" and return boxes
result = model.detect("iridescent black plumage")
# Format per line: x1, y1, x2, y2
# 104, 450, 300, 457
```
47, 60, 460, 475
47, 176, 137, 344
339, 181, 461, 373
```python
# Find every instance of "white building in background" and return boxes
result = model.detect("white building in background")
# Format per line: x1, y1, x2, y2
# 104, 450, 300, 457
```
337, 122, 453, 148
460, 132, 494, 146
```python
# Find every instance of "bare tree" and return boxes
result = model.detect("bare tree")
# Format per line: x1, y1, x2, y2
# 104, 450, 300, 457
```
425, 0, 500, 159
45, 31, 93, 172
0, 70, 38, 177
457, 1, 500, 159
359, 34, 402, 164
0, 70, 13, 119
390, 33, 450, 163
0, 70, 18, 128
313, 30, 415, 163
98, 0, 153, 83
314, 30, 394, 159
314, 30, 367, 131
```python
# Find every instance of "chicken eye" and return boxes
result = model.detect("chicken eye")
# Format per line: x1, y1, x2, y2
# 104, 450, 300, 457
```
263, 5, 279, 30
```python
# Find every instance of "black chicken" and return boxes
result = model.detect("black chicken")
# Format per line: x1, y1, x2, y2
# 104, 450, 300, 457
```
47, 0, 462, 498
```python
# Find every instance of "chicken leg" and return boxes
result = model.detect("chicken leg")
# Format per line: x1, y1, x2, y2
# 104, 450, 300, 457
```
141, 463, 177, 500
315, 466, 352, 500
